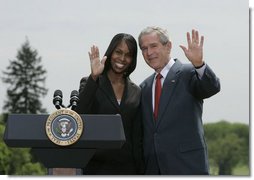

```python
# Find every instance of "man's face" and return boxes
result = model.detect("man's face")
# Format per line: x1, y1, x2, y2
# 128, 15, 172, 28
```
140, 32, 171, 72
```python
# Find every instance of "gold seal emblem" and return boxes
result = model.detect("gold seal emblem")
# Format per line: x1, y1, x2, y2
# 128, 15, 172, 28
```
45, 109, 83, 146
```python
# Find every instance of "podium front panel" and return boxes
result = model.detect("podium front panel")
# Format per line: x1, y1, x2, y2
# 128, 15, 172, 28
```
4, 114, 126, 149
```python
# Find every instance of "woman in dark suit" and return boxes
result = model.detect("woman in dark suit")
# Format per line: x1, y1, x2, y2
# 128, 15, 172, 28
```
75, 33, 143, 175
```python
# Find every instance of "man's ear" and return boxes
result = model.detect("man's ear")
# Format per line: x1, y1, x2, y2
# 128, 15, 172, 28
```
167, 41, 172, 54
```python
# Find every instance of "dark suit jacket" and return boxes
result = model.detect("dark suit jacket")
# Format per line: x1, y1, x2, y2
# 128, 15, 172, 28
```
140, 59, 220, 175
75, 74, 143, 175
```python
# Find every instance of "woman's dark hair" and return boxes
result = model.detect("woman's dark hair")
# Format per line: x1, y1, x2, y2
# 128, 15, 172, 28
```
103, 33, 137, 78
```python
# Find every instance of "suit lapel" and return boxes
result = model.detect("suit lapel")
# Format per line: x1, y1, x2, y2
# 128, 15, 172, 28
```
99, 75, 121, 111
142, 74, 156, 126
119, 78, 131, 109
156, 60, 182, 127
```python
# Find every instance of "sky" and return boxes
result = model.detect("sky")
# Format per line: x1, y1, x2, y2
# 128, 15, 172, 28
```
0, 0, 250, 125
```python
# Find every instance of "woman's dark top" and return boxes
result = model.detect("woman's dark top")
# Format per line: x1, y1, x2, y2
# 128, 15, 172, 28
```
75, 74, 143, 175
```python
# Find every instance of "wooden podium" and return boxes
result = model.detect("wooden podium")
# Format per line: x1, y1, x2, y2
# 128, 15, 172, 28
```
3, 114, 126, 175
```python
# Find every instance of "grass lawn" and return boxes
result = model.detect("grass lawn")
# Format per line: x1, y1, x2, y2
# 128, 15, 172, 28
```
232, 165, 250, 176
209, 164, 249, 175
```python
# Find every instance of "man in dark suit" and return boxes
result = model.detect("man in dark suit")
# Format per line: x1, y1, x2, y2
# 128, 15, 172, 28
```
138, 26, 220, 175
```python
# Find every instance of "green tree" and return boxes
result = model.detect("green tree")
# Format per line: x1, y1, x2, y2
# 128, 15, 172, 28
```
0, 39, 48, 175
2, 39, 48, 114
204, 121, 249, 175
0, 122, 11, 174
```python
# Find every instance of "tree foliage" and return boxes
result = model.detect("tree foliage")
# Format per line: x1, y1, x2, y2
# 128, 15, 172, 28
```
204, 121, 249, 175
0, 39, 48, 175
2, 39, 48, 114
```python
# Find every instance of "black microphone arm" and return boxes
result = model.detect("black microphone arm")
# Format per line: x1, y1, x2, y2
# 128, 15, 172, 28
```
69, 90, 79, 110
53, 89, 79, 110
53, 89, 64, 109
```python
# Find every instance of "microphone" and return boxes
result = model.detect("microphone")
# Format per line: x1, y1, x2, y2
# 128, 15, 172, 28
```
53, 90, 63, 109
70, 90, 79, 110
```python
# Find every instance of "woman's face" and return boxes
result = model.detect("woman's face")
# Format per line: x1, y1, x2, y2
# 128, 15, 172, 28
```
110, 40, 132, 75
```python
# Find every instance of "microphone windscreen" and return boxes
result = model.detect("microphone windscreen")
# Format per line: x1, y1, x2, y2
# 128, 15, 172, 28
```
70, 90, 79, 97
54, 89, 63, 98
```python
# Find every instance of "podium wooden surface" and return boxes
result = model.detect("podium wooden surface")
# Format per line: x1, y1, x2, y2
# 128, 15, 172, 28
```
49, 168, 81, 175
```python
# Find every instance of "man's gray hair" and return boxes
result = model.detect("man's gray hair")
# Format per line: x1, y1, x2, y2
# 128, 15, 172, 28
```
138, 26, 170, 48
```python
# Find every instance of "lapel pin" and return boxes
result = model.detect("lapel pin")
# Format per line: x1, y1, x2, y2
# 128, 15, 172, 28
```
171, 80, 176, 83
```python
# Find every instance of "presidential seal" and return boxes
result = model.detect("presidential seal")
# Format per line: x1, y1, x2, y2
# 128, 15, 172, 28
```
45, 109, 83, 146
